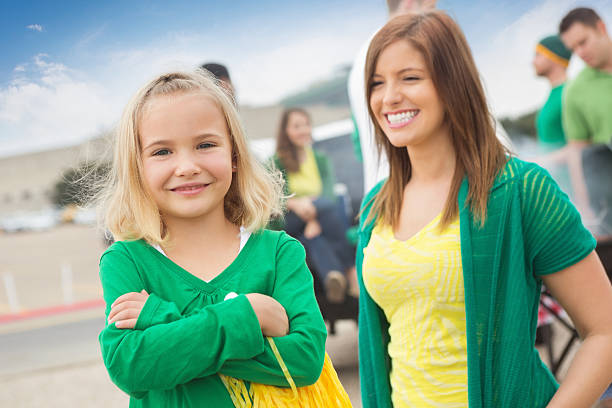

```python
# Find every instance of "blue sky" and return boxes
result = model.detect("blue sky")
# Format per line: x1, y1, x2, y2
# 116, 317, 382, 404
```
1, 0, 611, 157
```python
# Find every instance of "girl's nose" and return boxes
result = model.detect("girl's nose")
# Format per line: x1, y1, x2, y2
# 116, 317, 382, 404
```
174, 154, 201, 177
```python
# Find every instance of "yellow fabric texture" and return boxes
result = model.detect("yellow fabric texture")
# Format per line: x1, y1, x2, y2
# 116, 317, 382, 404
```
220, 337, 352, 407
362, 215, 468, 408
287, 148, 323, 198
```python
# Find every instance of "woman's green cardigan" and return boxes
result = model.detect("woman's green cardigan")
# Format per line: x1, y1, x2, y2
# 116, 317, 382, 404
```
356, 158, 596, 408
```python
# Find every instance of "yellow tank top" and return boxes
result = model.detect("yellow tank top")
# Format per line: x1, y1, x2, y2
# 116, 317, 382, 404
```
287, 147, 323, 198
362, 214, 468, 407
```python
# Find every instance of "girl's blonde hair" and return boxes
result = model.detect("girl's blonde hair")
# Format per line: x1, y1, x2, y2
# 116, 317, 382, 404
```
98, 69, 284, 245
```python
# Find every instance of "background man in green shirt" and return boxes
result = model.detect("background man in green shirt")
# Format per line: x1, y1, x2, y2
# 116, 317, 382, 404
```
533, 35, 572, 150
560, 7, 612, 235
532, 35, 573, 195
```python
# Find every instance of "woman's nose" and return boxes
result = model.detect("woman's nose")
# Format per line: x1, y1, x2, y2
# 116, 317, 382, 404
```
382, 83, 402, 106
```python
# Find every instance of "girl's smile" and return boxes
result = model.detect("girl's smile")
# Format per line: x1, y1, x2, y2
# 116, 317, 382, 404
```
170, 182, 209, 195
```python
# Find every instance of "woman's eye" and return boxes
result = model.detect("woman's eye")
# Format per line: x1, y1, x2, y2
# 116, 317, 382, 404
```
152, 149, 170, 156
197, 142, 215, 149
403, 76, 420, 81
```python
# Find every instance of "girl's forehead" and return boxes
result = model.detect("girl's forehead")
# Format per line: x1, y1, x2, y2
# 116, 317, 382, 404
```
138, 91, 234, 143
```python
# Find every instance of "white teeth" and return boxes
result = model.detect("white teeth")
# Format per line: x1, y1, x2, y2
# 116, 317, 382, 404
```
387, 110, 418, 124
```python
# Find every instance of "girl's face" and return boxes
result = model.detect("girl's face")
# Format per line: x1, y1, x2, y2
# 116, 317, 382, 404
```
285, 111, 312, 148
139, 92, 234, 224
369, 40, 447, 149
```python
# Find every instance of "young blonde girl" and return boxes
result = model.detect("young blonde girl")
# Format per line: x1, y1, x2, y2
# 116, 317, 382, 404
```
97, 70, 347, 407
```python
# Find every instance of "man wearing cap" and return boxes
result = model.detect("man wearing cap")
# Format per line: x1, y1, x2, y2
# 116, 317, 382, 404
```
532, 35, 574, 196
559, 7, 612, 235
533, 35, 572, 150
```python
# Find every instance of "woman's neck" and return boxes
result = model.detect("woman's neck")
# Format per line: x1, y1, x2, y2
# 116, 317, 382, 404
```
407, 127, 456, 184
295, 145, 308, 163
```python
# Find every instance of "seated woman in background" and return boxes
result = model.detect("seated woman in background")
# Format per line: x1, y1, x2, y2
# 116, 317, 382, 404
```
271, 107, 357, 303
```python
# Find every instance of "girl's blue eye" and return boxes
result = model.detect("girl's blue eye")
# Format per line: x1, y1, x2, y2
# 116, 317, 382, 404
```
152, 149, 170, 156
198, 142, 215, 149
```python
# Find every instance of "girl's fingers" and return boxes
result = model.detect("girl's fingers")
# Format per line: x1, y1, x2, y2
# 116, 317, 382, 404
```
108, 308, 141, 323
108, 301, 145, 321
111, 291, 147, 308
114, 318, 139, 329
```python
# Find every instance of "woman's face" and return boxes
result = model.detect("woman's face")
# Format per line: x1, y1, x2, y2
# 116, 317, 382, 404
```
285, 111, 312, 148
369, 40, 447, 149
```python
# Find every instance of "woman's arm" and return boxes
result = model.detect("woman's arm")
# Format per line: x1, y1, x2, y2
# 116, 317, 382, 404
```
543, 251, 612, 408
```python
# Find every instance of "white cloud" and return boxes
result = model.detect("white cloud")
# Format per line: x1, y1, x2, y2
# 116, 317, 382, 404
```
2, 8, 387, 157
0, 54, 116, 157
26, 24, 43, 32
476, 0, 612, 117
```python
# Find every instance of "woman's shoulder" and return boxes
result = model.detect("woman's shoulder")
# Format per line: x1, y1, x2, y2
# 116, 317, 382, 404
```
495, 156, 553, 188
361, 179, 386, 210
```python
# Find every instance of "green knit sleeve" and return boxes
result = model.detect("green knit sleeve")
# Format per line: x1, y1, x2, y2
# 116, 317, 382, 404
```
520, 164, 596, 276
98, 246, 265, 396
219, 234, 327, 387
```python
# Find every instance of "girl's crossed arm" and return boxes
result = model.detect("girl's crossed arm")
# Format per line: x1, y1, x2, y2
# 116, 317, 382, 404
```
99, 234, 327, 396
99, 248, 267, 398
218, 236, 327, 387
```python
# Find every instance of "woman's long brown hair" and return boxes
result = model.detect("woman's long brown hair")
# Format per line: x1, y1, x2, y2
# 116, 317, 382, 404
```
364, 10, 508, 230
275, 108, 311, 173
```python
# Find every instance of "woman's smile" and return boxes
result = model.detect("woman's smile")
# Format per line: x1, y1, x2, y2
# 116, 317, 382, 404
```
385, 109, 420, 129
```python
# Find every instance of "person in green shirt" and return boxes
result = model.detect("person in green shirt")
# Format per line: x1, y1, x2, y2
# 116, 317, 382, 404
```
95, 70, 343, 407
357, 10, 612, 408
560, 7, 612, 234
533, 35, 572, 150
532, 34, 573, 197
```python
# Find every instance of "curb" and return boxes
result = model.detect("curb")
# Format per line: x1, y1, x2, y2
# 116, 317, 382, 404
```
0, 298, 105, 324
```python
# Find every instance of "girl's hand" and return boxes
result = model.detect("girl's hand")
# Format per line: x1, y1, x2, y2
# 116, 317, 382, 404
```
108, 290, 149, 329
246, 293, 289, 337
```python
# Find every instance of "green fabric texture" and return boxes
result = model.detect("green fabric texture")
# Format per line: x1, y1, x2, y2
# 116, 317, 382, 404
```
98, 229, 327, 407
350, 113, 363, 162
356, 157, 596, 408
268, 150, 336, 230
563, 67, 612, 144
538, 35, 572, 62
536, 84, 567, 149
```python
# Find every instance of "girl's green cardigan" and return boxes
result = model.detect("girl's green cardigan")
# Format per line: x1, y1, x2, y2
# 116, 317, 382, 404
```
356, 158, 596, 408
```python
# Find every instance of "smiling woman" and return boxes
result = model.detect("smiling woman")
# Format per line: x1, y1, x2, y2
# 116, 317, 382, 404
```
356, 10, 612, 408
